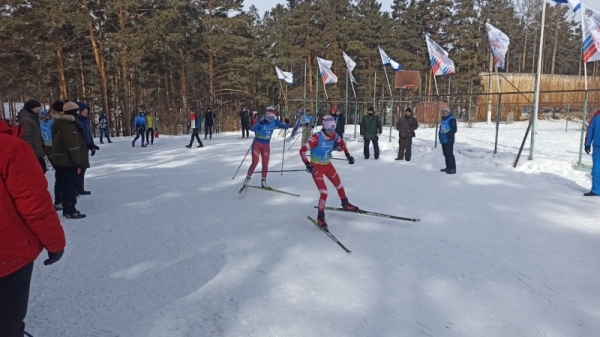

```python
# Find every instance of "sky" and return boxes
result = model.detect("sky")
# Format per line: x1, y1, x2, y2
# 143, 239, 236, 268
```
244, 0, 600, 16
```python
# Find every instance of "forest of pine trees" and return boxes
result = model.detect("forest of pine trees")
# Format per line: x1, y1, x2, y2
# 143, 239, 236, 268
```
0, 0, 596, 133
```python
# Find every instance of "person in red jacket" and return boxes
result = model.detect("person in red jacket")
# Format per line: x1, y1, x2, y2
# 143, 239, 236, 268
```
0, 119, 66, 337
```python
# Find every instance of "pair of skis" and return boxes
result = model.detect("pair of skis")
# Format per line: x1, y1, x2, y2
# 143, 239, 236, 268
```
309, 206, 421, 254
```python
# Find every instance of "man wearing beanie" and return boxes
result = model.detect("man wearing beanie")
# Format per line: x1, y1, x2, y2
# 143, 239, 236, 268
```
395, 107, 419, 161
51, 101, 88, 219
17, 99, 47, 172
360, 107, 382, 159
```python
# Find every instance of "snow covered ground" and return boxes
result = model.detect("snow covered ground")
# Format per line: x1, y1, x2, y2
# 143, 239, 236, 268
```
28, 125, 600, 337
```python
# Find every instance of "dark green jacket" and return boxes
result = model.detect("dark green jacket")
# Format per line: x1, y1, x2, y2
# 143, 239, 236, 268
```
51, 113, 89, 168
17, 109, 45, 158
360, 114, 382, 140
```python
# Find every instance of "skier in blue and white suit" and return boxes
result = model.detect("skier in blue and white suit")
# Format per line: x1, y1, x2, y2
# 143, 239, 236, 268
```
584, 109, 600, 196
243, 106, 289, 189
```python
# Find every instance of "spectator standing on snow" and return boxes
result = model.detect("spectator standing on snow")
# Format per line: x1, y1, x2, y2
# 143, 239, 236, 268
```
76, 102, 99, 196
98, 111, 112, 144
360, 107, 382, 160
186, 108, 204, 148
239, 105, 251, 138
301, 108, 314, 145
145, 111, 155, 145
132, 111, 147, 147
17, 99, 47, 173
395, 107, 419, 161
0, 119, 66, 337
43, 101, 64, 210
584, 109, 600, 196
333, 107, 346, 141
439, 107, 457, 174
204, 108, 216, 139
52, 101, 88, 219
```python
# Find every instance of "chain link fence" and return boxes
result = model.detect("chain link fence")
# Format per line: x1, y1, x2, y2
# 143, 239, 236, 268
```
287, 89, 600, 169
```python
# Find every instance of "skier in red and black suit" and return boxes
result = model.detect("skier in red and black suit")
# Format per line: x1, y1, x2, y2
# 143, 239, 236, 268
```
300, 115, 359, 229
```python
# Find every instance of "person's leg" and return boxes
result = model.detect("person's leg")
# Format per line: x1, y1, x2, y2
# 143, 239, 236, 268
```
141, 129, 146, 146
0, 262, 34, 337
54, 168, 62, 205
397, 138, 405, 160
405, 137, 413, 161
145, 128, 150, 143
447, 142, 456, 170
77, 168, 87, 193
209, 126, 213, 139
363, 139, 371, 159
63, 168, 79, 214
311, 168, 328, 212
323, 163, 347, 201
132, 130, 140, 145
106, 129, 112, 142
246, 142, 261, 178
188, 131, 195, 146
373, 138, 380, 159
100, 129, 104, 143
204, 125, 208, 139
441, 143, 448, 169
592, 147, 600, 194
150, 128, 154, 144
260, 143, 270, 180
245, 125, 250, 138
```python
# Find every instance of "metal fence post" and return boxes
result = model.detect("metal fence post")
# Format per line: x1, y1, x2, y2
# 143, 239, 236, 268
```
434, 100, 440, 149
577, 91, 589, 167
494, 93, 502, 154
565, 104, 570, 132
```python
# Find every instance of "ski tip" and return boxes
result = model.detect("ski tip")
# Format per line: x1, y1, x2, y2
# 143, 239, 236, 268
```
413, 219, 421, 222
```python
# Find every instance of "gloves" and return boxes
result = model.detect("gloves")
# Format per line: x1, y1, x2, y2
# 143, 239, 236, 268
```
305, 162, 316, 174
44, 249, 64, 266
585, 145, 591, 154
346, 154, 355, 165
91, 150, 96, 156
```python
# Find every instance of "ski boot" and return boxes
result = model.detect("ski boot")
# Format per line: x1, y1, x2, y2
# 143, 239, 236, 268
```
261, 179, 271, 189
316, 211, 328, 230
243, 176, 251, 187
341, 198, 360, 212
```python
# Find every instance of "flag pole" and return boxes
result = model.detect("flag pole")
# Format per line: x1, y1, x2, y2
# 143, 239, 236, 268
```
345, 69, 349, 121
303, 62, 307, 115
577, 6, 588, 167
529, 0, 547, 160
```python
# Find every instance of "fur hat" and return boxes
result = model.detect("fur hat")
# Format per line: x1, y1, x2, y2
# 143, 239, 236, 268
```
63, 102, 80, 114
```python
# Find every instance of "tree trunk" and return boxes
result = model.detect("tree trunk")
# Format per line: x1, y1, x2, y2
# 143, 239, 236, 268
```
179, 48, 188, 124
521, 28, 528, 72
82, 0, 110, 124
77, 51, 86, 102
551, 19, 558, 75
56, 46, 68, 99
118, 8, 130, 135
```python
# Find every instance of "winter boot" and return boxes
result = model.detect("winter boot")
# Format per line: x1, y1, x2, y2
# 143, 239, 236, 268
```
78, 190, 91, 195
186, 145, 192, 148
243, 176, 251, 187
440, 168, 448, 172
141, 143, 147, 148
446, 169, 456, 175
64, 210, 86, 219
261, 179, 271, 189
584, 191, 598, 196
341, 198, 360, 212
132, 141, 135, 147
54, 203, 63, 211
197, 143, 204, 148
316, 211, 328, 229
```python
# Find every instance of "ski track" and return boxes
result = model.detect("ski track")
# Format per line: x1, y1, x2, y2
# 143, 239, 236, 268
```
26, 127, 600, 337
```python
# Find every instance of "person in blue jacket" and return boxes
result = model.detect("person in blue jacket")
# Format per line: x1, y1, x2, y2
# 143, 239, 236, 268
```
439, 107, 457, 174
243, 106, 289, 189
584, 109, 600, 196
76, 102, 99, 195
132, 111, 147, 147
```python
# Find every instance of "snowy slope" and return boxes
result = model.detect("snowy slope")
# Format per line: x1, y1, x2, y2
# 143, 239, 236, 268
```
27, 128, 600, 337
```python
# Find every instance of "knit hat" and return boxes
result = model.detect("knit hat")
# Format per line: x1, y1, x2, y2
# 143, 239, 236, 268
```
77, 102, 90, 114
51, 101, 64, 112
442, 107, 452, 114
367, 107, 374, 113
405, 107, 412, 113
321, 115, 336, 131
265, 106, 277, 120
63, 102, 80, 114
24, 99, 42, 112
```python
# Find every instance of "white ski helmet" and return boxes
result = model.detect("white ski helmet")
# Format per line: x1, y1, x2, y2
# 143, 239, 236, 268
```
321, 115, 336, 132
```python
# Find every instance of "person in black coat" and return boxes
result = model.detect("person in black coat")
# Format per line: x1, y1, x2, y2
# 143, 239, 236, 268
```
238, 106, 251, 138
204, 108, 216, 139
333, 108, 346, 140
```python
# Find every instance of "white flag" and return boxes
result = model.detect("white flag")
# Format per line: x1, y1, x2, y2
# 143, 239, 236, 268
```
342, 52, 357, 83
378, 46, 402, 71
582, 6, 600, 63
317, 57, 338, 84
486, 23, 510, 70
425, 36, 456, 76
275, 66, 294, 85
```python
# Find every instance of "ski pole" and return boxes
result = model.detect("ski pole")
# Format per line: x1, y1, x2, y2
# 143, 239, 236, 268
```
252, 169, 306, 174
288, 134, 299, 150
232, 143, 253, 179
